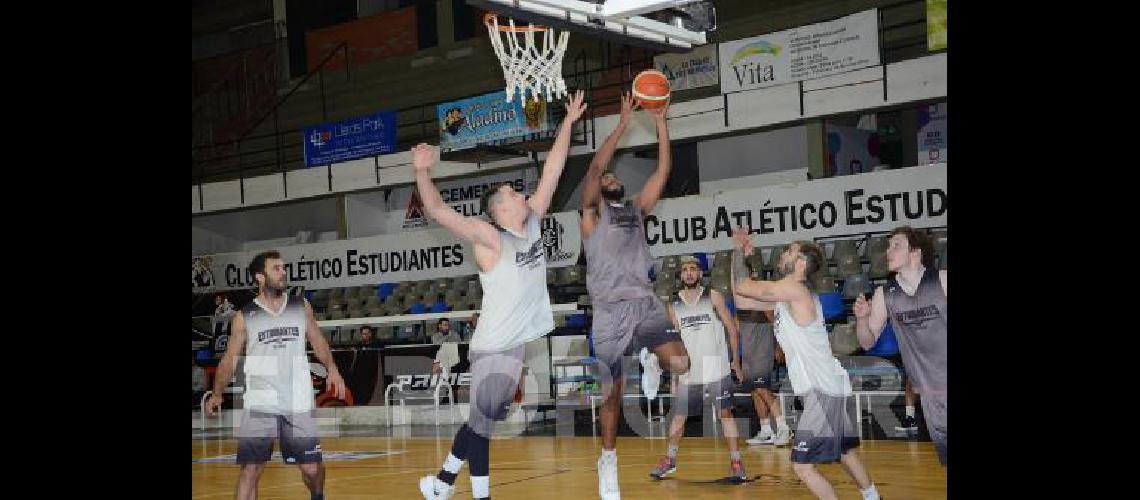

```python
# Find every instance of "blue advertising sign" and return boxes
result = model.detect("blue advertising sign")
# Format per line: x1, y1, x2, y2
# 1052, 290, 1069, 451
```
303, 111, 397, 167
437, 90, 551, 152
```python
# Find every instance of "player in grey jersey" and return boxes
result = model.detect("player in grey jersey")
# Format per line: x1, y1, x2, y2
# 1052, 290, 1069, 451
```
416, 91, 587, 500
580, 92, 690, 500
206, 250, 347, 500
854, 226, 947, 466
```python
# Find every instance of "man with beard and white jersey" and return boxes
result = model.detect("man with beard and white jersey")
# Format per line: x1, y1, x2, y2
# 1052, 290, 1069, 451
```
415, 91, 587, 500
206, 251, 347, 500
729, 228, 881, 500
579, 92, 690, 500
648, 256, 748, 482
854, 226, 947, 466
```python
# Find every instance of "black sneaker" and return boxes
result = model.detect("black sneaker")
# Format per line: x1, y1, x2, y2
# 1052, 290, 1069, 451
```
894, 415, 919, 432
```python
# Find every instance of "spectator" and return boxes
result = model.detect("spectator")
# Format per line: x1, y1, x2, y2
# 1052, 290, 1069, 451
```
359, 325, 383, 348
213, 294, 235, 321
459, 313, 479, 341
431, 318, 462, 344
192, 354, 208, 408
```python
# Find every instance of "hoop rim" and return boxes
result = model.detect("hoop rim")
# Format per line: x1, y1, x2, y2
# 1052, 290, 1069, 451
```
483, 12, 549, 32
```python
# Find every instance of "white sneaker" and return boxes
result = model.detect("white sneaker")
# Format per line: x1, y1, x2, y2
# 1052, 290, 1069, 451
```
419, 475, 454, 500
639, 348, 661, 401
746, 429, 774, 445
598, 453, 621, 500
772, 427, 792, 447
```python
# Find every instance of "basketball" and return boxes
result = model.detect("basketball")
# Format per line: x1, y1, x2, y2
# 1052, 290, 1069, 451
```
632, 69, 670, 110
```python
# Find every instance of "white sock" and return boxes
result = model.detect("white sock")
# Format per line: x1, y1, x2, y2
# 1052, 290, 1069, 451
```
443, 453, 464, 474
602, 449, 617, 461
760, 420, 773, 434
861, 483, 880, 500
775, 417, 789, 431
471, 476, 490, 499
905, 406, 916, 418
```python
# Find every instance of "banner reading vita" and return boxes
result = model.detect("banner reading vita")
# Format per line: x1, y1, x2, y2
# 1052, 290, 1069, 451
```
437, 90, 552, 152
719, 9, 880, 93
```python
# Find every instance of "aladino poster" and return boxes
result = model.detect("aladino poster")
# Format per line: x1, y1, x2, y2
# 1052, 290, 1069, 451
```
437, 90, 551, 152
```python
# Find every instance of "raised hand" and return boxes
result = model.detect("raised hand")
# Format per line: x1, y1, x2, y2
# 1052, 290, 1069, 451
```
619, 91, 639, 123
731, 226, 754, 255
411, 143, 436, 173
644, 98, 670, 121
563, 89, 588, 124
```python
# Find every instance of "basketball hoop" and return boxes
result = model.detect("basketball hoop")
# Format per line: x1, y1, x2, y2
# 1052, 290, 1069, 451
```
484, 12, 570, 103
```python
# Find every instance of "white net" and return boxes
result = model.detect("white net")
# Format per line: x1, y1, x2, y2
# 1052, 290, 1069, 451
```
485, 15, 570, 104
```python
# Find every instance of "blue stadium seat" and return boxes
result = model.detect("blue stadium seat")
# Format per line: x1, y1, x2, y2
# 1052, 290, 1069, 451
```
431, 300, 449, 313
408, 302, 427, 314
378, 283, 398, 301
865, 321, 900, 357
567, 313, 588, 329
819, 292, 846, 320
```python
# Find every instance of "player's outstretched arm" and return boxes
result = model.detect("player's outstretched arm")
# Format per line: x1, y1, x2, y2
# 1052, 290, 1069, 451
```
411, 143, 499, 248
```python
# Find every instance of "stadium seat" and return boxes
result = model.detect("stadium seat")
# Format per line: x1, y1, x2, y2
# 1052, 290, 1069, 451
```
818, 292, 846, 320
842, 274, 871, 300
829, 324, 860, 356
865, 321, 900, 357
813, 275, 838, 294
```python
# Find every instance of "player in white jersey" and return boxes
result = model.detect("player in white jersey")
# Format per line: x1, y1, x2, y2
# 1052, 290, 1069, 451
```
416, 91, 587, 500
729, 229, 881, 500
648, 256, 748, 482
206, 251, 347, 500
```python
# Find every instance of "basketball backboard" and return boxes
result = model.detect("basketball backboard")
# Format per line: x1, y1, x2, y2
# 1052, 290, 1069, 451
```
467, 0, 715, 52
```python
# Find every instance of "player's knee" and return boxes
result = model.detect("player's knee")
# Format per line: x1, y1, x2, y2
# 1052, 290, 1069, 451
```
792, 463, 816, 477
670, 355, 690, 375
298, 462, 322, 478
239, 463, 265, 478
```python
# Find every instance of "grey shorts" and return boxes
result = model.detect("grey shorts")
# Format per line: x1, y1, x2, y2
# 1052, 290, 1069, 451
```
739, 315, 775, 391
670, 375, 735, 418
466, 344, 526, 437
790, 390, 860, 464
591, 296, 682, 382
920, 390, 947, 466
237, 410, 322, 465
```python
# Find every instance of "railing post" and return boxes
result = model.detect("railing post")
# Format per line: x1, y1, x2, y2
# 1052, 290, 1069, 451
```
274, 109, 282, 172
319, 69, 327, 121
343, 42, 350, 82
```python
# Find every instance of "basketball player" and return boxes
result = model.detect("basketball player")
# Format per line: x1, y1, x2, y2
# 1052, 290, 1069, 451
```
205, 250, 347, 500
648, 256, 747, 481
733, 251, 792, 446
729, 228, 881, 500
580, 92, 690, 500
416, 90, 587, 500
853, 226, 947, 465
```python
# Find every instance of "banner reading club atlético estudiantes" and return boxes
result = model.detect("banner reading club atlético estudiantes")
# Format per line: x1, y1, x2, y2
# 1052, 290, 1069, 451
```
191, 211, 582, 292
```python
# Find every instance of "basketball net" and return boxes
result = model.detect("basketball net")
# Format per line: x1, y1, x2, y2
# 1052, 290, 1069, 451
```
484, 13, 570, 103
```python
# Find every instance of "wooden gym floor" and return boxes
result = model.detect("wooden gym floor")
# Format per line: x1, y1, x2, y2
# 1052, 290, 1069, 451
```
192, 428, 947, 499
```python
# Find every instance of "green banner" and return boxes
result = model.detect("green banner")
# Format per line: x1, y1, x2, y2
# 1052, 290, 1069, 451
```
927, 0, 947, 51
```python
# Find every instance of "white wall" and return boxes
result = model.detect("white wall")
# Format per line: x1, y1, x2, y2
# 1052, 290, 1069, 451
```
192, 197, 340, 255
696, 125, 809, 187
344, 189, 392, 238
699, 168, 809, 195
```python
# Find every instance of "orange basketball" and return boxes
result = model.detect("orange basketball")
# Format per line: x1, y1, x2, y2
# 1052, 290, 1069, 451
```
632, 69, 670, 110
